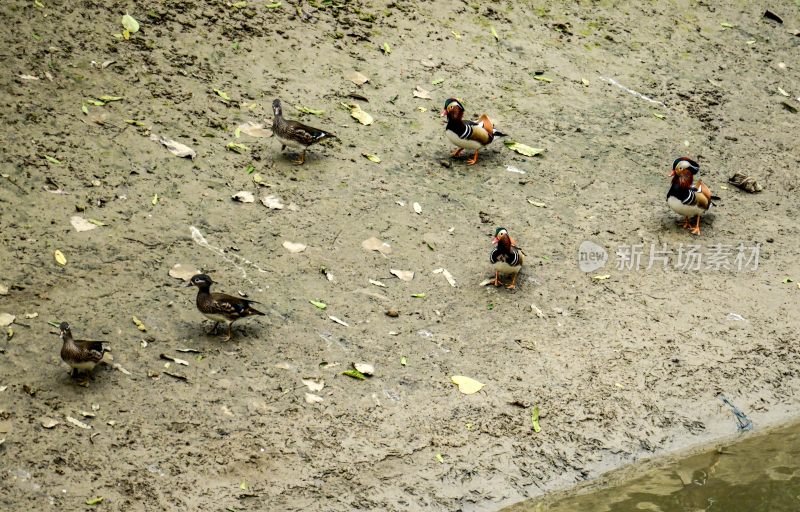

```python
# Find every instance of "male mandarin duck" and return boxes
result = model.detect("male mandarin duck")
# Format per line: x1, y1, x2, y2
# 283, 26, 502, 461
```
490, 227, 525, 289
441, 98, 506, 165
59, 322, 112, 380
272, 99, 336, 164
666, 157, 718, 235
187, 274, 264, 341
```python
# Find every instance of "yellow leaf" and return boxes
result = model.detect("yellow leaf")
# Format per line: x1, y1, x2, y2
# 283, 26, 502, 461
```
592, 274, 611, 280
54, 250, 67, 266
151, 193, 158, 205
132, 316, 147, 332
343, 103, 373, 125
362, 153, 381, 163
451, 375, 484, 394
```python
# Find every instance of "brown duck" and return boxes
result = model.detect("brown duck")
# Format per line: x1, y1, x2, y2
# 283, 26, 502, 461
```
187, 274, 264, 341
272, 99, 336, 164
59, 322, 111, 378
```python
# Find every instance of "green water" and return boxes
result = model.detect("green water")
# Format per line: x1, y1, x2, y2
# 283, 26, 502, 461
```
505, 422, 800, 512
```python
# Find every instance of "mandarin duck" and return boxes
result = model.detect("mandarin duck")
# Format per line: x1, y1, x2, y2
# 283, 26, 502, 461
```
490, 227, 525, 289
187, 274, 264, 341
441, 98, 506, 165
666, 157, 719, 235
271, 99, 336, 164
59, 322, 111, 379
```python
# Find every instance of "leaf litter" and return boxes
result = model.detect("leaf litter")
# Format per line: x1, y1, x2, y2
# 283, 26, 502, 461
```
451, 376, 484, 394
362, 237, 392, 256
149, 134, 196, 160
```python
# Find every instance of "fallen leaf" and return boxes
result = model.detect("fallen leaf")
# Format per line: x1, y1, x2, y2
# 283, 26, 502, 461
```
451, 30, 461, 39
592, 274, 611, 280
169, 263, 199, 281
783, 277, 794, 284
435, 453, 444, 463
112, 363, 131, 375
232, 191, 255, 203
411, 293, 426, 298
305, 393, 324, 403
309, 300, 327, 310
362, 237, 392, 255
504, 141, 545, 157
19, 74, 39, 80
160, 353, 189, 366
151, 193, 159, 206
23, 312, 38, 319
581, 78, 590, 86
530, 304, 545, 318
342, 369, 367, 380
43, 155, 61, 165
282, 241, 306, 253
721, 22, 734, 28
97, 95, 122, 102
121, 13, 139, 33
226, 142, 249, 153
212, 88, 231, 102
87, 219, 107, 226
237, 121, 272, 138
413, 202, 422, 214
70, 216, 98, 232
149, 134, 197, 160
533, 76, 553, 83
354, 362, 374, 375
41, 417, 60, 429
164, 371, 188, 381
369, 279, 387, 288
344, 103, 374, 125
294, 105, 325, 116
54, 250, 67, 266
451, 375, 484, 394
86, 497, 104, 506
413, 86, 432, 99
66, 415, 92, 429
441, 269, 457, 287
400, 356, 407, 366
261, 195, 284, 210
362, 153, 381, 163
132, 316, 147, 331
302, 378, 324, 392
490, 26, 500, 40
653, 112, 666, 119
265, 1, 281, 6
329, 315, 349, 327
381, 42, 391, 54
778, 87, 790, 97
346, 71, 369, 85
532, 406, 542, 432
390, 269, 414, 281
0, 284, 7, 295
431, 78, 444, 86
527, 198, 547, 207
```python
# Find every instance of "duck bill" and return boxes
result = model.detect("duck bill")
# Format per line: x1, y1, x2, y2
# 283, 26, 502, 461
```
439, 108, 447, 117
491, 236, 499, 245
185, 281, 194, 287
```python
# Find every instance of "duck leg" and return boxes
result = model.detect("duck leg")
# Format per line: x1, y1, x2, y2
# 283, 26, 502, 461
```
493, 271, 502, 287
466, 149, 480, 165
451, 148, 464, 157
507, 273, 518, 290
681, 216, 692, 229
205, 322, 219, 334
222, 322, 234, 342
292, 150, 306, 165
690, 215, 702, 235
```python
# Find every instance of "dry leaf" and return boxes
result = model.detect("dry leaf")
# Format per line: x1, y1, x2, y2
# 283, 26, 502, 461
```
149, 134, 197, 160
413, 202, 422, 214
132, 316, 147, 331
413, 86, 432, 99
0, 284, 8, 295
261, 195, 284, 209
344, 103, 374, 125
362, 237, 392, 255
237, 121, 272, 138
369, 279, 387, 287
23, 312, 38, 319
113, 363, 132, 375
54, 250, 67, 266
302, 378, 324, 392
329, 315, 349, 327
354, 362, 374, 375
531, 304, 545, 318
527, 198, 547, 208
66, 415, 92, 429
0, 313, 15, 327
346, 71, 369, 85
434, 268, 456, 287
305, 393, 324, 404
451, 376, 484, 394
232, 191, 255, 203
168, 263, 200, 281
160, 353, 189, 366
283, 241, 307, 253
41, 417, 60, 429
504, 141, 545, 157
390, 269, 414, 281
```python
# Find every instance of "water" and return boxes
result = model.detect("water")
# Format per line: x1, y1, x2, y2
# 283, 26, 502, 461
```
505, 421, 800, 512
